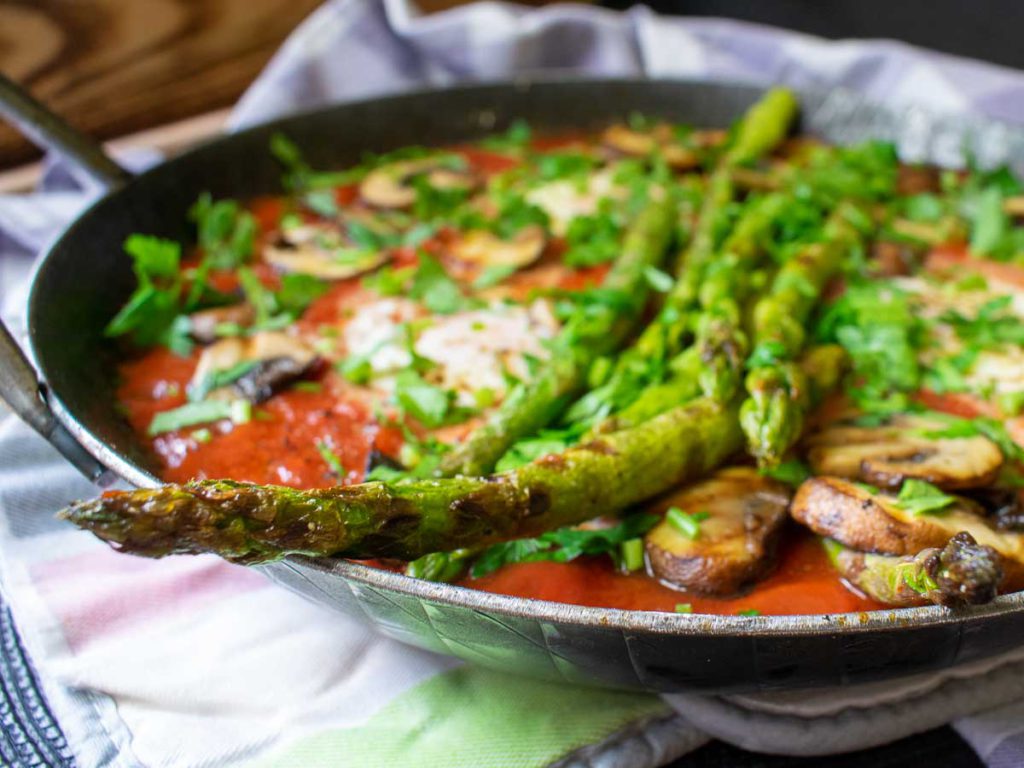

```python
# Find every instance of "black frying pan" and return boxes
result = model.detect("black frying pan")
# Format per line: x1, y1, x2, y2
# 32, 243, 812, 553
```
3, 73, 1024, 693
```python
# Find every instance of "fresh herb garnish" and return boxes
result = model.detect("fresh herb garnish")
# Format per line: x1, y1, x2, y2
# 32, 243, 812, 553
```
619, 538, 645, 572
665, 507, 710, 539
315, 439, 346, 477
892, 479, 957, 516
237, 268, 327, 329
393, 370, 451, 428
408, 253, 471, 314
562, 208, 623, 267
760, 459, 811, 488
190, 193, 257, 270
494, 422, 589, 472
473, 264, 518, 290
479, 120, 532, 153
469, 514, 659, 578
188, 360, 258, 402
642, 265, 674, 293
105, 235, 191, 352
147, 399, 250, 436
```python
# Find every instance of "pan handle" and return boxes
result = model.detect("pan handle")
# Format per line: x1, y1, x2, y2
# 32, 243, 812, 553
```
0, 72, 123, 485
0, 323, 115, 486
0, 72, 131, 191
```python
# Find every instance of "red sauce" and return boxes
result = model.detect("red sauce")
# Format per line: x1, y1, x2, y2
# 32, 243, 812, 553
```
466, 529, 886, 615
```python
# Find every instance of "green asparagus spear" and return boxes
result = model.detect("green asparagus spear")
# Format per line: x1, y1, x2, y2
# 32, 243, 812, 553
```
62, 397, 742, 563
823, 533, 1003, 607
438, 191, 677, 477
726, 88, 800, 166
564, 93, 799, 428
740, 203, 869, 466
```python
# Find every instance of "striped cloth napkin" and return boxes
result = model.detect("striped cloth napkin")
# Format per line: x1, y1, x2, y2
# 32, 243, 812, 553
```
4, 1, 1024, 765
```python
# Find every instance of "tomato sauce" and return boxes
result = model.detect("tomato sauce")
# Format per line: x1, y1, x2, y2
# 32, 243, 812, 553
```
465, 529, 887, 614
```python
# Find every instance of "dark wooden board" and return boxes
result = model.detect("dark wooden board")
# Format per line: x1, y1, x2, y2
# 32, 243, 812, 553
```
0, 0, 324, 168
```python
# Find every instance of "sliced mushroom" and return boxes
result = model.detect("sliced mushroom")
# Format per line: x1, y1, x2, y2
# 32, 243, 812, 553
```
451, 225, 547, 269
187, 303, 256, 344
826, 533, 1004, 607
189, 331, 319, 404
965, 487, 1024, 532
601, 124, 700, 170
1003, 196, 1024, 219
359, 157, 475, 209
644, 467, 792, 596
895, 164, 941, 196
805, 415, 1003, 491
870, 240, 918, 277
791, 476, 1024, 586
264, 222, 388, 280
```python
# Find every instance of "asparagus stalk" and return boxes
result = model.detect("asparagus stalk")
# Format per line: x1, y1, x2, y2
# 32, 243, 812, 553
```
438, 191, 677, 477
823, 533, 1003, 607
62, 397, 742, 563
739, 203, 869, 466
565, 92, 799, 428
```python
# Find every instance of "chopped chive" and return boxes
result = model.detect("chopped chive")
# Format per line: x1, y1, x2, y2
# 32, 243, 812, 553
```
674, 603, 693, 614
665, 507, 709, 539
292, 381, 324, 393
148, 399, 248, 436
190, 428, 212, 444
315, 439, 346, 477
737, 609, 760, 617
620, 538, 645, 572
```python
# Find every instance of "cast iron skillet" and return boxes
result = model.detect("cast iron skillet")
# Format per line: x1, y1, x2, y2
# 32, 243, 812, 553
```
3, 73, 1024, 693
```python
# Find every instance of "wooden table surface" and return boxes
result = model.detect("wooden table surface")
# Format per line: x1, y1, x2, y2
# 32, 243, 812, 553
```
0, 0, 558, 176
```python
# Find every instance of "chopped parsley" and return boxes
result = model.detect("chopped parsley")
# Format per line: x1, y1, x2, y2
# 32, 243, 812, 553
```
562, 208, 622, 267
408, 253, 471, 314
479, 120, 532, 153
393, 370, 451, 428
815, 279, 925, 414
105, 235, 192, 353
190, 193, 257, 270
469, 514, 659, 578
760, 459, 811, 488
892, 479, 957, 516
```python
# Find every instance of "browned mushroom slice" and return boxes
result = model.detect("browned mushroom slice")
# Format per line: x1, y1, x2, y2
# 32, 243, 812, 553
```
189, 331, 319, 404
805, 415, 1003, 491
264, 223, 388, 280
825, 534, 1005, 607
1004, 196, 1024, 219
451, 225, 547, 270
600, 124, 700, 170
896, 164, 941, 196
644, 467, 792, 596
359, 157, 475, 209
187, 303, 256, 344
791, 477, 1024, 585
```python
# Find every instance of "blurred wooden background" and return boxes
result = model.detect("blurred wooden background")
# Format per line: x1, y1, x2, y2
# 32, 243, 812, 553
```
0, 0, 519, 173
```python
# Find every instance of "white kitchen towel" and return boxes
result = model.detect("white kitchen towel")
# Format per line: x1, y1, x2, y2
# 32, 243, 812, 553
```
3, 1, 1024, 766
